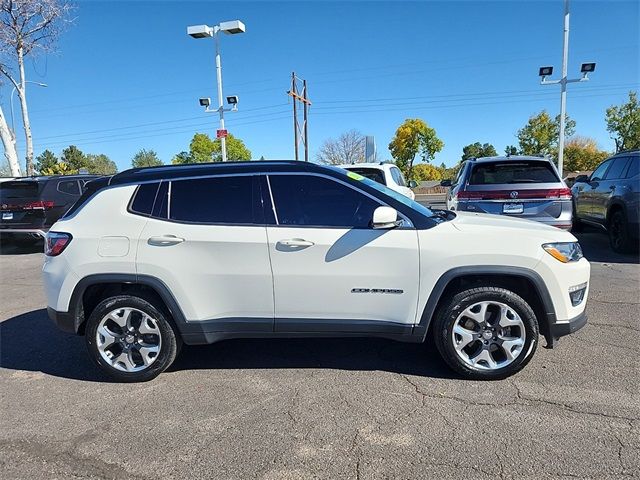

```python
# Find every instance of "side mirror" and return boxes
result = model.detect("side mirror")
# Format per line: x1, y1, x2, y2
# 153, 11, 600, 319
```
408, 180, 418, 188
574, 175, 589, 184
372, 206, 401, 229
440, 179, 452, 187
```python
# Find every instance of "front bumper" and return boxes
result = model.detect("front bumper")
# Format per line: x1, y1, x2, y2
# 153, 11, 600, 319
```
547, 309, 587, 347
47, 307, 77, 334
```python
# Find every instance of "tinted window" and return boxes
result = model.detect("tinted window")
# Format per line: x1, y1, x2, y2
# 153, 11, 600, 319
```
152, 182, 169, 219
130, 183, 160, 216
57, 180, 81, 195
269, 174, 380, 228
390, 167, 406, 186
169, 176, 255, 224
469, 161, 559, 185
625, 156, 639, 178
590, 160, 611, 181
345, 168, 385, 185
0, 181, 39, 199
604, 156, 630, 180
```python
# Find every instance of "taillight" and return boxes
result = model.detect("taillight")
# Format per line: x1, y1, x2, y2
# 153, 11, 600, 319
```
458, 188, 571, 200
45, 232, 72, 256
24, 200, 55, 210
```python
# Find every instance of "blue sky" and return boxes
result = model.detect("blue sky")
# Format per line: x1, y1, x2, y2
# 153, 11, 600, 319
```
3, 0, 639, 172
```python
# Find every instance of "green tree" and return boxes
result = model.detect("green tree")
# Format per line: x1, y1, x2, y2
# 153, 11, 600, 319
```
563, 136, 610, 172
505, 145, 519, 156
516, 110, 576, 159
132, 149, 163, 168
605, 91, 640, 152
176, 132, 252, 163
412, 163, 443, 181
171, 151, 193, 165
35, 149, 58, 174
461, 142, 497, 161
388, 118, 444, 179
61, 145, 87, 171
41, 161, 72, 176
85, 154, 117, 175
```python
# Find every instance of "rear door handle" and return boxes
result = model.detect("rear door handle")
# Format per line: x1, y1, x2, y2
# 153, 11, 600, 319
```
277, 238, 314, 247
148, 235, 185, 246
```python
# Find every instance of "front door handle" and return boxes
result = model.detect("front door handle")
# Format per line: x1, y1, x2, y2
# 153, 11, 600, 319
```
277, 238, 314, 247
148, 235, 185, 246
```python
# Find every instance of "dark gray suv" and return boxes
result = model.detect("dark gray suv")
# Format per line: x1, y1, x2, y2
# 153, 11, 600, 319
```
571, 151, 639, 253
442, 156, 572, 230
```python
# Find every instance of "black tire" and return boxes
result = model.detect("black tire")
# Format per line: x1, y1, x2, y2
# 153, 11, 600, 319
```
432, 287, 539, 380
608, 210, 634, 254
85, 295, 180, 382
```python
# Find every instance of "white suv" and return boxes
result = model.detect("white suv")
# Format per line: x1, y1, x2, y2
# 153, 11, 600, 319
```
44, 161, 590, 382
337, 162, 417, 199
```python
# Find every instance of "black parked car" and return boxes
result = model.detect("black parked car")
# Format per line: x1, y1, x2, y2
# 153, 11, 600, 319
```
0, 175, 100, 242
571, 150, 639, 253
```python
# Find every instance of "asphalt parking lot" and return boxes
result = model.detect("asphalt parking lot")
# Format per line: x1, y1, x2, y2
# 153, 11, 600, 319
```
1, 223, 639, 478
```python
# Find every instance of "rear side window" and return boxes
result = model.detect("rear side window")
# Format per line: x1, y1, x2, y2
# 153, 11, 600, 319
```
469, 161, 559, 185
625, 156, 639, 178
346, 168, 386, 185
130, 183, 160, 216
57, 180, 81, 195
169, 176, 256, 224
604, 156, 630, 180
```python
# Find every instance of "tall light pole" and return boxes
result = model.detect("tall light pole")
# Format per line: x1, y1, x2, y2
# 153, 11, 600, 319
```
539, 0, 596, 177
11, 81, 48, 134
187, 20, 245, 162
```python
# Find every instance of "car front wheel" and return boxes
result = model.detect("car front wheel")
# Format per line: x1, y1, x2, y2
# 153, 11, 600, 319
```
433, 287, 539, 380
85, 295, 180, 382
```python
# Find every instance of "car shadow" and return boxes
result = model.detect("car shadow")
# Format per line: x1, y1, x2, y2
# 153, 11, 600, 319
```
0, 238, 43, 256
574, 230, 639, 265
0, 309, 457, 382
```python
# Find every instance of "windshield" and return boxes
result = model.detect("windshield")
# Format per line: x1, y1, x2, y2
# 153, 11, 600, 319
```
343, 167, 386, 185
329, 167, 435, 218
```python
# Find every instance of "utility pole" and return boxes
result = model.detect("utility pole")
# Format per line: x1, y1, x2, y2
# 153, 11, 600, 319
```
287, 72, 312, 161
539, 0, 596, 177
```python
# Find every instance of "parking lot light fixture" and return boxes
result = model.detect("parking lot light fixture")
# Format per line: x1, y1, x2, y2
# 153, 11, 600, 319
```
187, 20, 245, 162
538, 0, 595, 178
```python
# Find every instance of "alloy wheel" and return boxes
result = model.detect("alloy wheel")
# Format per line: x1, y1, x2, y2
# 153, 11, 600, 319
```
96, 307, 162, 372
451, 301, 526, 370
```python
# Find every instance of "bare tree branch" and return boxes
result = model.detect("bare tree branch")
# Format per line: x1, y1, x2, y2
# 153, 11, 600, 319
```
316, 129, 366, 165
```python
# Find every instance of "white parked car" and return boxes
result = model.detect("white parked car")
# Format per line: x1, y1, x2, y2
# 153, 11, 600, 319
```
337, 162, 417, 200
44, 161, 589, 382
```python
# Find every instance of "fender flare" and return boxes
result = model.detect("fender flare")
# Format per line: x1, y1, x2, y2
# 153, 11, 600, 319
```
412, 266, 557, 344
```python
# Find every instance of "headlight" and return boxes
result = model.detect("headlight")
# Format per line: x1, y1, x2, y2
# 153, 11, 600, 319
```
542, 242, 583, 263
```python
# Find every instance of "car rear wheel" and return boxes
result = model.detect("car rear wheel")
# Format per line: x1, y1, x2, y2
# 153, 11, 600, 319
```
85, 295, 180, 382
608, 210, 634, 254
433, 287, 539, 380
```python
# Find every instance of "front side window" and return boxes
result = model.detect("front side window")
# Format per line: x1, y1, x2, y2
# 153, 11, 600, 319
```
57, 180, 81, 195
269, 174, 380, 228
390, 167, 406, 186
604, 156, 630, 180
169, 176, 257, 224
591, 160, 612, 181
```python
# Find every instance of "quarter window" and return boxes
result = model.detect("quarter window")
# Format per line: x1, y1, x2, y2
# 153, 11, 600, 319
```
169, 176, 257, 224
130, 183, 160, 216
268, 174, 380, 228
57, 180, 81, 195
604, 157, 630, 180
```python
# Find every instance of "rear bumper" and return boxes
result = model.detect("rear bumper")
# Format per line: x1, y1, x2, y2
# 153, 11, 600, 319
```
547, 310, 587, 347
47, 307, 77, 334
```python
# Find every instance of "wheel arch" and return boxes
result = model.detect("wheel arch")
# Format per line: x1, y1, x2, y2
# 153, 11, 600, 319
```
606, 200, 627, 226
67, 274, 187, 335
414, 266, 557, 347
